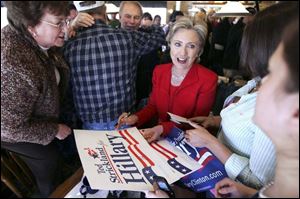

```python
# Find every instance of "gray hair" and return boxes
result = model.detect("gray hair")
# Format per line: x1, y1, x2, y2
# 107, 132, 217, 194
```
119, 1, 143, 16
166, 17, 208, 56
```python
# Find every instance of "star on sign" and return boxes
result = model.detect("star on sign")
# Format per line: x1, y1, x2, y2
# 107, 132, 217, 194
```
170, 161, 175, 164
145, 170, 150, 174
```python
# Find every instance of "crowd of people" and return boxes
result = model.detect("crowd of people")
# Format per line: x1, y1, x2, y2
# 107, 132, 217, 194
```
1, 1, 298, 198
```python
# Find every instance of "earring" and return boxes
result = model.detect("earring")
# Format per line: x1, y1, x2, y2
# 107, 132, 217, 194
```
33, 33, 37, 37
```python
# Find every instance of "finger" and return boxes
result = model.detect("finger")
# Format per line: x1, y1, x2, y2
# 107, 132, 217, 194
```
184, 132, 190, 141
81, 19, 94, 26
189, 116, 206, 123
202, 121, 211, 128
78, 21, 92, 27
215, 178, 232, 190
118, 112, 128, 121
144, 134, 153, 143
81, 13, 94, 20
188, 121, 202, 129
116, 113, 128, 128
147, 132, 159, 143
115, 120, 125, 129
185, 136, 190, 143
147, 136, 156, 143
142, 131, 154, 143
139, 129, 145, 135
115, 124, 121, 130
218, 186, 235, 195
145, 191, 157, 198
215, 182, 227, 191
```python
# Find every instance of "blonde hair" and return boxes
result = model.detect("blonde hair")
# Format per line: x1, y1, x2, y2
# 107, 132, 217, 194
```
166, 17, 208, 56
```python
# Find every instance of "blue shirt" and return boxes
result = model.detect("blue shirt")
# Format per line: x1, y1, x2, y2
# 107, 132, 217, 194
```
64, 20, 165, 123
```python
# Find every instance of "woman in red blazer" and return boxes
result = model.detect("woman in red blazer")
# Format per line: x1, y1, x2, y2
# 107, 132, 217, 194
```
117, 18, 217, 142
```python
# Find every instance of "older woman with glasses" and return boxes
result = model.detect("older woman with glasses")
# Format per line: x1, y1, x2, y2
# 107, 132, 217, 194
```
1, 1, 72, 197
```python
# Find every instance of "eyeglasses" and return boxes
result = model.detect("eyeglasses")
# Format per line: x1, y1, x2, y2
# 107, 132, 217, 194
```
40, 19, 69, 29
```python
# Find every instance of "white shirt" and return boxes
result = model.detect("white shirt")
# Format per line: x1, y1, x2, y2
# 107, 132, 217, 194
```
218, 78, 276, 189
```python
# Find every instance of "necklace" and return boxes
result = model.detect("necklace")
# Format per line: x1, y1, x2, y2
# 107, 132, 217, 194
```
171, 67, 188, 86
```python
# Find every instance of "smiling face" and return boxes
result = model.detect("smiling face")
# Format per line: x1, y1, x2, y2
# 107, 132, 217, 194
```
29, 12, 67, 48
170, 29, 201, 70
119, 3, 142, 31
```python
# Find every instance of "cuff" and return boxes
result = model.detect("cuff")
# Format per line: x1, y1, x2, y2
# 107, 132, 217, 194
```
224, 153, 249, 180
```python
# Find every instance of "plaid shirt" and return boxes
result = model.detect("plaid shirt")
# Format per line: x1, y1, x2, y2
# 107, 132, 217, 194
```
64, 20, 165, 123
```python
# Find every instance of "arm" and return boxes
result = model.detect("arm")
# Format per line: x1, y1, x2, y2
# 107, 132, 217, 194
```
135, 68, 160, 127
1, 69, 58, 145
189, 115, 222, 129
194, 72, 218, 117
133, 25, 166, 56
67, 12, 95, 38
225, 128, 276, 189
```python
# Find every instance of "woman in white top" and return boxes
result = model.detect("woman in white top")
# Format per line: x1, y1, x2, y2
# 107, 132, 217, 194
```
186, 2, 298, 189
214, 16, 299, 198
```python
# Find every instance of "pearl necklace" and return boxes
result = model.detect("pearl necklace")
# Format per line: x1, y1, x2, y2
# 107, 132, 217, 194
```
171, 67, 188, 86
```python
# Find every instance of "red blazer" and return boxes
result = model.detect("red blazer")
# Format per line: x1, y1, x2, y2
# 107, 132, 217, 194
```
136, 63, 218, 136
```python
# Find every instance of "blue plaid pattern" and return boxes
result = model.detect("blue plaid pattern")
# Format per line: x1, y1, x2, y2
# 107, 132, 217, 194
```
64, 20, 165, 123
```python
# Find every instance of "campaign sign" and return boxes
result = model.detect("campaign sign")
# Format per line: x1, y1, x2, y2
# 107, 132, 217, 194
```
166, 127, 228, 192
74, 127, 200, 192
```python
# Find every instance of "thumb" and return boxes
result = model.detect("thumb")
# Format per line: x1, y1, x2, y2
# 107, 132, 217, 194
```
188, 121, 202, 129
202, 120, 211, 128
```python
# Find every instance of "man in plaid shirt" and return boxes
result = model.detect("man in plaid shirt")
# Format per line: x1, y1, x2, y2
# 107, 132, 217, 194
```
64, 1, 166, 130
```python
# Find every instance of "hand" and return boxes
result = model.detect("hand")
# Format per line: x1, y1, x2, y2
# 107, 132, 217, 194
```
184, 125, 216, 148
70, 12, 95, 30
189, 115, 221, 129
141, 125, 163, 143
67, 26, 77, 38
56, 124, 72, 140
145, 179, 170, 198
115, 112, 138, 129
215, 178, 257, 198
145, 190, 169, 198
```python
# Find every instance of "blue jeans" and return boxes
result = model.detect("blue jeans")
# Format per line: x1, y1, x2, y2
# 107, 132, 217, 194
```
83, 119, 130, 130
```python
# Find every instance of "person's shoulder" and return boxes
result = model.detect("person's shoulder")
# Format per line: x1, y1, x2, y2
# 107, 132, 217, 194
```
1, 26, 35, 66
1, 26, 26, 49
152, 63, 172, 79
154, 63, 172, 72
194, 63, 218, 80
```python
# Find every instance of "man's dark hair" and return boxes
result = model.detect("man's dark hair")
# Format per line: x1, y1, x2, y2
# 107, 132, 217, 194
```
154, 15, 161, 20
240, 1, 299, 78
142, 12, 153, 21
169, 11, 184, 23
282, 17, 299, 93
